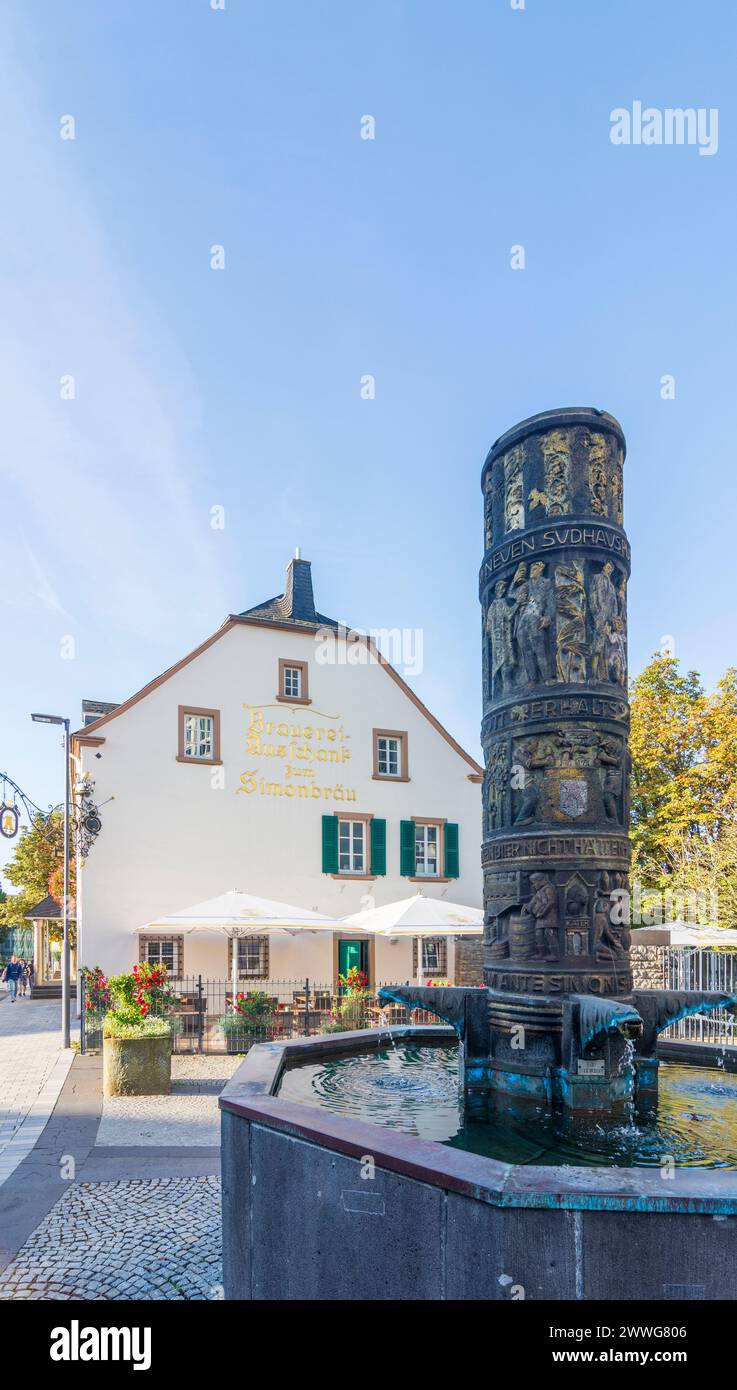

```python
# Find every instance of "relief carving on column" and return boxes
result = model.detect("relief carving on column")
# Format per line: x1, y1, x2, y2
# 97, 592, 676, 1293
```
584, 431, 610, 516
522, 871, 560, 962
554, 560, 588, 683
597, 732, 625, 824
486, 740, 509, 832
483, 469, 494, 551
539, 428, 572, 516
486, 578, 517, 698
509, 728, 625, 829
611, 445, 624, 525
503, 443, 525, 532
590, 871, 631, 961
512, 560, 555, 686
590, 561, 627, 686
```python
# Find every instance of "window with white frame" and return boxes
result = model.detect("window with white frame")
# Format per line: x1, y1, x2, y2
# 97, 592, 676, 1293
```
377, 735, 400, 777
183, 713, 214, 760
338, 819, 366, 874
236, 936, 269, 978
142, 936, 181, 977
421, 938, 447, 975
279, 659, 309, 703
414, 822, 439, 876
283, 665, 302, 699
373, 729, 408, 780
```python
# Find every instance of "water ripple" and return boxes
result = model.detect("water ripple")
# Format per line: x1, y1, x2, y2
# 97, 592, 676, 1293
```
278, 1045, 737, 1169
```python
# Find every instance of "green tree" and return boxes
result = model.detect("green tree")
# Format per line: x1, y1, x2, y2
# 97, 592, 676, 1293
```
630, 655, 737, 925
0, 810, 64, 929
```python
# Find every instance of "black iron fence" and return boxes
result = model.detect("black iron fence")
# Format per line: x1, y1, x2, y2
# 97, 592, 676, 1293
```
80, 949, 737, 1055
80, 974, 445, 1055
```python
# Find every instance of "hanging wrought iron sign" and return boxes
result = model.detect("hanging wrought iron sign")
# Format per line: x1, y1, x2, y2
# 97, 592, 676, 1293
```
0, 773, 61, 844
76, 790, 104, 858
0, 802, 20, 838
82, 810, 102, 836
0, 770, 106, 857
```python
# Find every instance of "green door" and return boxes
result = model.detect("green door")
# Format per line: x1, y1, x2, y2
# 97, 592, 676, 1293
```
338, 939, 368, 987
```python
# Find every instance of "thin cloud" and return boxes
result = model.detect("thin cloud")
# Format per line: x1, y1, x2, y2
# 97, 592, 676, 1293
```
0, 16, 226, 645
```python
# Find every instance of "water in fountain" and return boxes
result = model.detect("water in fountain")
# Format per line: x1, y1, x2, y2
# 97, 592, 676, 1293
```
376, 1006, 398, 1051
278, 1042, 737, 1168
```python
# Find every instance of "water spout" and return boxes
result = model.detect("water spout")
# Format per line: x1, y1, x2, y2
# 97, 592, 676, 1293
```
631, 989, 737, 1056
376, 985, 468, 1037
571, 995, 643, 1052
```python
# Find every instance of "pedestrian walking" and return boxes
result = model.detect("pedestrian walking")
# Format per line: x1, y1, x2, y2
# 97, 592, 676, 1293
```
1, 955, 24, 1002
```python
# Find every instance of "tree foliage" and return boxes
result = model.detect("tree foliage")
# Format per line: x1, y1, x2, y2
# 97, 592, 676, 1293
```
0, 811, 64, 929
630, 656, 737, 923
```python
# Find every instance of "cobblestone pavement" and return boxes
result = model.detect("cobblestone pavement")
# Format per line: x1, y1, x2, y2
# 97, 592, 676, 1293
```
0, 993, 77, 1187
95, 1054, 240, 1147
0, 1177, 222, 1300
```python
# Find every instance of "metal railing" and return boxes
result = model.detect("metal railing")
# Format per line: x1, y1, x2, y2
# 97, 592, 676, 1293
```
80, 949, 737, 1055
661, 947, 737, 1046
80, 975, 446, 1055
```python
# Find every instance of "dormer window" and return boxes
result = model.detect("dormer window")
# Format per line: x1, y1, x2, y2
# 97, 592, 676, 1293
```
278, 658, 310, 705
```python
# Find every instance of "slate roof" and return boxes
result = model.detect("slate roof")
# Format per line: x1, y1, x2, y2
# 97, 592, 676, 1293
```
69, 555, 482, 775
82, 699, 119, 726
24, 893, 76, 921
237, 556, 340, 629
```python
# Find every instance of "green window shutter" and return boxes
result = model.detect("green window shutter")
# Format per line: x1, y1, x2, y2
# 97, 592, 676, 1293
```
370, 818, 386, 876
444, 823, 460, 878
322, 815, 338, 873
400, 820, 415, 877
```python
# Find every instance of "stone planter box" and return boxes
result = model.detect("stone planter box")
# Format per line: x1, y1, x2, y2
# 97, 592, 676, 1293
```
103, 1032, 172, 1096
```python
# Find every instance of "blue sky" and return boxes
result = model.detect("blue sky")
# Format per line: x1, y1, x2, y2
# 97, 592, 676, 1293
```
2, 0, 736, 876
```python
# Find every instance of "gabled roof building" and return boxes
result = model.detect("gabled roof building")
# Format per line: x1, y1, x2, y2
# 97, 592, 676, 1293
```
72, 556, 482, 990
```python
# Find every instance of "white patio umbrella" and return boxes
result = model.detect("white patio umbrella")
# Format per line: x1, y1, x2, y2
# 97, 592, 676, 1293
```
137, 890, 342, 997
341, 892, 483, 984
667, 921, 737, 947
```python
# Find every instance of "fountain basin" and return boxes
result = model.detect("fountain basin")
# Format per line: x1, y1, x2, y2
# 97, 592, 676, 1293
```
219, 1026, 737, 1301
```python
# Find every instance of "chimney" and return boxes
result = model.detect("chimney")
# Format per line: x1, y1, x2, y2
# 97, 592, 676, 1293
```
282, 554, 317, 622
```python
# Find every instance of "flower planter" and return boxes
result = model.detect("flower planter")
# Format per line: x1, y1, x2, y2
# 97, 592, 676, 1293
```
224, 1030, 277, 1055
103, 1032, 172, 1096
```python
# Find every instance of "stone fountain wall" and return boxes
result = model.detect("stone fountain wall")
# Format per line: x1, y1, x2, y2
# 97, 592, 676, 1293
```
221, 1032, 737, 1301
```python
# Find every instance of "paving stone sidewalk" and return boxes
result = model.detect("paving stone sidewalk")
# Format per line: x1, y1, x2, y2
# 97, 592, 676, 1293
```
0, 992, 77, 1187
96, 1054, 241, 1146
0, 1049, 240, 1298
0, 1176, 223, 1300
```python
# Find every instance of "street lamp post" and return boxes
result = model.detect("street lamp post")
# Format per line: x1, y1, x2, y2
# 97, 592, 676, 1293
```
31, 713, 71, 1050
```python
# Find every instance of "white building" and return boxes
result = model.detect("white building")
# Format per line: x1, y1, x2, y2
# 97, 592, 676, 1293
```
71, 556, 483, 989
